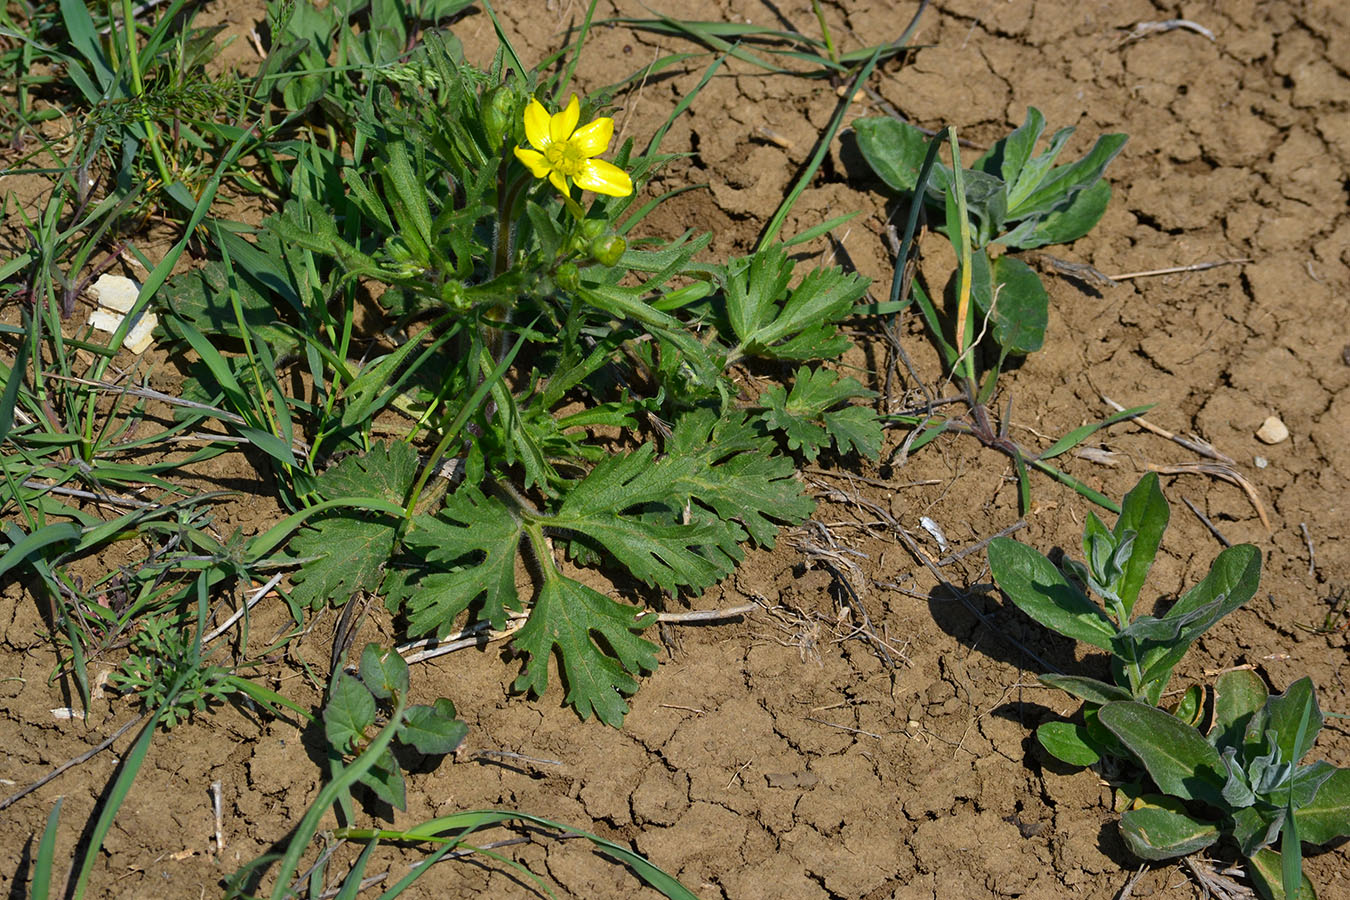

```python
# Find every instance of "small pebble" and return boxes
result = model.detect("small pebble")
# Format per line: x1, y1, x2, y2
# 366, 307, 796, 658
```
1255, 416, 1289, 445
1254, 456, 1268, 469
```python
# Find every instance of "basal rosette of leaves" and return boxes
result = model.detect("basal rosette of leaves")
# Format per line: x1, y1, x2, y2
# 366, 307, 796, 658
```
158, 33, 878, 727
988, 475, 1350, 898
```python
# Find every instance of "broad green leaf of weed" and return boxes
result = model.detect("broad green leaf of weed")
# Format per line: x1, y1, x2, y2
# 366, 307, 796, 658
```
758, 385, 828, 460
551, 445, 741, 593
403, 486, 524, 635
852, 116, 934, 194
324, 672, 376, 754
157, 231, 298, 357
726, 247, 868, 359
666, 409, 817, 547
289, 442, 418, 608
757, 367, 879, 461
362, 746, 408, 811
398, 699, 467, 755
511, 576, 658, 727
359, 643, 410, 700
824, 405, 883, 459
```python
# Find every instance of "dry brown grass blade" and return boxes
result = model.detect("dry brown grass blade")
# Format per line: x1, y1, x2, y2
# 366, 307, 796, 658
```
1147, 461, 1271, 532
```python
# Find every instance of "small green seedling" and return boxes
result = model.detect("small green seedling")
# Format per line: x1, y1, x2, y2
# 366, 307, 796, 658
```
856, 111, 1136, 512
856, 107, 1126, 252
324, 643, 468, 812
988, 473, 1262, 764
1100, 673, 1350, 900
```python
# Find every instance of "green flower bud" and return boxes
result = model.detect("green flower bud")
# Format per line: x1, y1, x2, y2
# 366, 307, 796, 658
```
579, 218, 607, 241
440, 279, 467, 310
554, 261, 581, 293
482, 84, 518, 148
589, 234, 626, 267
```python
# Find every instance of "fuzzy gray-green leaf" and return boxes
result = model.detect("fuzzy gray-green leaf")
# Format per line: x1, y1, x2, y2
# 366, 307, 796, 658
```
1037, 721, 1100, 766
1118, 805, 1220, 860
1293, 766, 1350, 846
1098, 701, 1226, 807
987, 537, 1115, 651
1213, 668, 1268, 754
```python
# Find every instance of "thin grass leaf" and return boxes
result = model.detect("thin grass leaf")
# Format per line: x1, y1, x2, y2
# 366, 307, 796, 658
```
396, 810, 702, 899
555, 0, 600, 102
1036, 405, 1153, 460
31, 796, 62, 900
0, 313, 31, 444
758, 46, 881, 250
0, 522, 80, 580
1028, 457, 1121, 513
67, 572, 213, 899
478, 0, 527, 85
884, 127, 946, 319
780, 212, 860, 248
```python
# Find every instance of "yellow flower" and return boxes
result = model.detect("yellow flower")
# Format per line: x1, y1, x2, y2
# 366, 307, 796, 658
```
513, 95, 633, 198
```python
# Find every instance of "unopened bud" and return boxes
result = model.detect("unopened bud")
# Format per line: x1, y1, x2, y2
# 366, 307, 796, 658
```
589, 235, 626, 267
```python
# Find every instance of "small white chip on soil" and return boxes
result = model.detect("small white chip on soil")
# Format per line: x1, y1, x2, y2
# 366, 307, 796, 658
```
51, 707, 87, 720
918, 516, 949, 552
1254, 456, 1268, 469
88, 273, 157, 354
1255, 415, 1289, 445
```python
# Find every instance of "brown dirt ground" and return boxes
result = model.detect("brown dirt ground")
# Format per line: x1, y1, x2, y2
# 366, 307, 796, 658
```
3, 0, 1349, 898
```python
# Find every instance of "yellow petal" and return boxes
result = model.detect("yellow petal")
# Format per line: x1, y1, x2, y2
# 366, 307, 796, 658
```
514, 146, 551, 178
548, 169, 570, 195
549, 94, 581, 143
574, 158, 633, 197
522, 99, 551, 150
570, 116, 614, 158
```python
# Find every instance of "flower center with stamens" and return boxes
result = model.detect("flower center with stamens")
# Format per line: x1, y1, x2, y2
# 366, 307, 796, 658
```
544, 141, 585, 177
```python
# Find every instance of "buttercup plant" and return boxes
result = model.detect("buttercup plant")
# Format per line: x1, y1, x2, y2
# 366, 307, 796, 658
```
146, 8, 879, 729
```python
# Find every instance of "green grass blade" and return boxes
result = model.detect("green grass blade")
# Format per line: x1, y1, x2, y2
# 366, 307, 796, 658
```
1035, 405, 1153, 460
478, 0, 527, 85
399, 810, 701, 899
333, 837, 380, 900
0, 312, 31, 443
0, 522, 80, 580
780, 212, 860, 248
31, 796, 62, 900
268, 701, 408, 899
758, 46, 882, 250
1028, 458, 1121, 513
68, 689, 176, 898
886, 128, 946, 309
555, 0, 600, 102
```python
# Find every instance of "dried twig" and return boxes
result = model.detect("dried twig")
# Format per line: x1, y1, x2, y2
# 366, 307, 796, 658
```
1300, 522, 1316, 576
804, 716, 883, 739
935, 520, 1028, 566
474, 749, 564, 767
0, 714, 147, 811
1107, 258, 1248, 280
1150, 462, 1270, 532
1182, 497, 1231, 548
211, 780, 225, 855
1099, 396, 1270, 530
1100, 396, 1234, 463
1120, 19, 1217, 44
1181, 855, 1256, 899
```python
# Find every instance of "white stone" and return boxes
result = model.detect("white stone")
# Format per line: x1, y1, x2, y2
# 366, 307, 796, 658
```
87, 274, 157, 354
91, 273, 139, 311
1255, 416, 1289, 445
